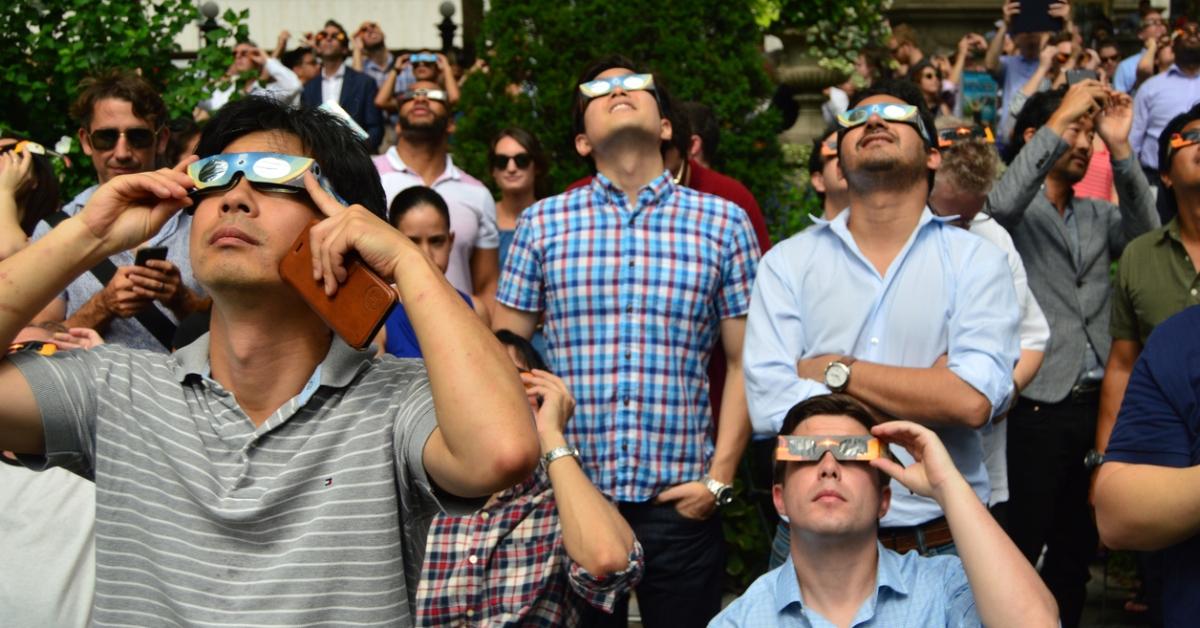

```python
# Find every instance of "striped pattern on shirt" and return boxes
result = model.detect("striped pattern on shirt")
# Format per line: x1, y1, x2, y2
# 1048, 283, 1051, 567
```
11, 335, 474, 627
497, 172, 761, 502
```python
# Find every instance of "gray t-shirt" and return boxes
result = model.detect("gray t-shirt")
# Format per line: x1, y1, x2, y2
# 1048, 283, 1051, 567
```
31, 185, 204, 352
11, 334, 475, 626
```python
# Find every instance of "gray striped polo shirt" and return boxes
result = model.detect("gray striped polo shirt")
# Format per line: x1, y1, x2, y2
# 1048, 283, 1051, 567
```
11, 334, 478, 626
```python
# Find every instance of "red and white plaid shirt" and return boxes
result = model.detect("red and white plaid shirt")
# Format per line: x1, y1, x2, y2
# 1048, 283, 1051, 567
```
417, 467, 643, 626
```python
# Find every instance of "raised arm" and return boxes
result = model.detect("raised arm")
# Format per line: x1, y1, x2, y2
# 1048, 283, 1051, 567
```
1098, 92, 1159, 251
303, 174, 539, 498
0, 149, 32, 260
0, 165, 196, 453
436, 53, 461, 105
375, 55, 407, 112
872, 421, 1059, 626
985, 2, 1017, 73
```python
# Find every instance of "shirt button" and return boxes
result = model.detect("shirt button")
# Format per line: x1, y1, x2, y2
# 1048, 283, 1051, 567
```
625, 350, 632, 359
623, 396, 631, 406
479, 512, 490, 521
870, 337, 879, 345
467, 554, 478, 564
628, 260, 635, 267
1192, 288, 1198, 296
466, 609, 475, 618
625, 304, 633, 313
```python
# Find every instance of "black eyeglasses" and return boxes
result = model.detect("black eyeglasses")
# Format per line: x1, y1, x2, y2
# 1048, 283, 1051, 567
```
1100, 54, 1120, 62
87, 127, 157, 151
492, 153, 532, 170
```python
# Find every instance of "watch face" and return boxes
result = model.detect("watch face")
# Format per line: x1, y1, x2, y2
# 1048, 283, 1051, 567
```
716, 487, 734, 506
825, 363, 849, 389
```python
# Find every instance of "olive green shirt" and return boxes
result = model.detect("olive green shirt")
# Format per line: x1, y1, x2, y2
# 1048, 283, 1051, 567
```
1111, 217, 1200, 345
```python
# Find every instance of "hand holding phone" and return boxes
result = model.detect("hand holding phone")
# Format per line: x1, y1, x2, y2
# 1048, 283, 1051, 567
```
134, 246, 168, 266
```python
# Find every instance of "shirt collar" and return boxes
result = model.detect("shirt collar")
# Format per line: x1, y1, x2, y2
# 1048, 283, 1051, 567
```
172, 332, 374, 389
1167, 64, 1188, 77
589, 169, 676, 211
827, 205, 945, 237
324, 63, 347, 81
384, 148, 460, 183
1159, 216, 1183, 243
775, 542, 910, 614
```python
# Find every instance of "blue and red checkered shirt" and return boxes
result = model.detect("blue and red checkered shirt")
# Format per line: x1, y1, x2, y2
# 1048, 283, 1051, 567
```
498, 171, 761, 502
416, 468, 644, 626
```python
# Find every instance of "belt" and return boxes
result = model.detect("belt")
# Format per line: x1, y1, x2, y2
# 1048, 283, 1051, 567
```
878, 517, 952, 554
1069, 381, 1100, 403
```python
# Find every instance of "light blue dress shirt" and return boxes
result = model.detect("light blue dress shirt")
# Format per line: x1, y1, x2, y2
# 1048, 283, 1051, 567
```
709, 544, 981, 627
1113, 51, 1146, 94
744, 209, 1019, 526
1130, 65, 1200, 171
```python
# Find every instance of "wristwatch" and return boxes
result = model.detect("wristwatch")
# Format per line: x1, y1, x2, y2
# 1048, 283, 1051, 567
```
1083, 449, 1105, 470
824, 357, 857, 393
543, 446, 580, 467
702, 476, 735, 507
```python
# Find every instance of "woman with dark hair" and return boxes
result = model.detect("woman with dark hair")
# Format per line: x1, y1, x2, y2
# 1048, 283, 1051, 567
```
908, 59, 952, 117
489, 127, 547, 270
0, 139, 61, 260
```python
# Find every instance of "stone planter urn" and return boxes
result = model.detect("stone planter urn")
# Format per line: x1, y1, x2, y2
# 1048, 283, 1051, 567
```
774, 29, 850, 146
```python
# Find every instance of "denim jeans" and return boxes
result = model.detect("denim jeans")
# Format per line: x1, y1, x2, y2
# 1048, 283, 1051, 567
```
581, 501, 725, 628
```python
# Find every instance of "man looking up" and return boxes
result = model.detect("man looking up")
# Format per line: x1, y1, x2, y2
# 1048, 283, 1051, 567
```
712, 394, 1059, 627
494, 55, 761, 627
986, 80, 1158, 627
746, 80, 1020, 560
0, 96, 539, 625
300, 20, 383, 151
374, 81, 499, 310
808, 126, 849, 221
1113, 8, 1168, 93
32, 70, 206, 352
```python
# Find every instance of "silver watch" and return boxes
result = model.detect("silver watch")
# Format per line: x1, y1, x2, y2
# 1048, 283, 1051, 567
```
702, 476, 735, 507
543, 446, 580, 466
824, 360, 853, 392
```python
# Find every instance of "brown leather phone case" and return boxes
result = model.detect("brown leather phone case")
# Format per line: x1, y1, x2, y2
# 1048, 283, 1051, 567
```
279, 220, 397, 350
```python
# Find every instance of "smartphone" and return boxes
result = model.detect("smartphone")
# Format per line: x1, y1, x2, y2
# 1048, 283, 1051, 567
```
134, 246, 168, 266
1010, 0, 1063, 35
1066, 69, 1099, 85
279, 221, 397, 350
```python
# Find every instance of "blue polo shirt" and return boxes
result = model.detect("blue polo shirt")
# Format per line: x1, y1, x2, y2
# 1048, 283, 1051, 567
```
1105, 305, 1200, 626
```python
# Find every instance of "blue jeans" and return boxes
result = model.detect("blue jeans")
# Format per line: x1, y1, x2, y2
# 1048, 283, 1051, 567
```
769, 520, 958, 569
581, 501, 725, 628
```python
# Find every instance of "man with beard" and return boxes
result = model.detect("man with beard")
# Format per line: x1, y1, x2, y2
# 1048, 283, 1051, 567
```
300, 20, 383, 151
1131, 23, 1200, 223
373, 81, 498, 309
745, 80, 1020, 563
986, 81, 1158, 627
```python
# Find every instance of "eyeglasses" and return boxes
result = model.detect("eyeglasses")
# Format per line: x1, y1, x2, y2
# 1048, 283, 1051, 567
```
314, 30, 346, 43
1167, 130, 1200, 162
410, 52, 439, 65
1100, 53, 1120, 62
578, 73, 655, 99
400, 88, 448, 104
184, 152, 344, 212
776, 435, 884, 462
836, 102, 932, 144
86, 127, 157, 151
937, 126, 995, 148
7, 341, 59, 356
357, 22, 379, 34
492, 152, 532, 170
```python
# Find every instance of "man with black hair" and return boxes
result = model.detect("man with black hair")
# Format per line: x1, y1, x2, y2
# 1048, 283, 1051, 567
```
678, 100, 718, 167
494, 54, 761, 627
808, 126, 849, 221
986, 80, 1158, 627
374, 79, 499, 310
300, 19, 383, 150
713, 394, 1058, 627
281, 46, 320, 86
31, 69, 207, 353
0, 96, 540, 625
746, 79, 1020, 561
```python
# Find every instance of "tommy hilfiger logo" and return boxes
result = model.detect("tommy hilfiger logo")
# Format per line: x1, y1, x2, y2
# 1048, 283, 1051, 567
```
323, 477, 334, 487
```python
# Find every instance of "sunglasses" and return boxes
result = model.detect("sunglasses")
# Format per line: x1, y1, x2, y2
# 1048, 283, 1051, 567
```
184, 152, 344, 213
492, 152, 532, 170
410, 52, 439, 65
314, 30, 347, 42
357, 22, 379, 33
775, 435, 884, 462
7, 341, 59, 357
937, 126, 995, 148
837, 103, 931, 144
87, 127, 157, 151
578, 73, 655, 99
1100, 53, 1120, 62
1168, 130, 1200, 161
400, 88, 448, 103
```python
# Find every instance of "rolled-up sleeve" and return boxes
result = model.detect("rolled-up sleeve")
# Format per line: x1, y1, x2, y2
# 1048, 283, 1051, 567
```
567, 541, 644, 613
947, 241, 1021, 418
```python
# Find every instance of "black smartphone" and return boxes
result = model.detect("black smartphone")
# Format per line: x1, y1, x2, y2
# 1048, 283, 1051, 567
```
1010, 0, 1064, 35
134, 246, 168, 266
1066, 69, 1099, 85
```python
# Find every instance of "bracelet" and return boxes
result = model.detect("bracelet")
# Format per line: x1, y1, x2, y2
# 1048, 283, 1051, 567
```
542, 446, 580, 466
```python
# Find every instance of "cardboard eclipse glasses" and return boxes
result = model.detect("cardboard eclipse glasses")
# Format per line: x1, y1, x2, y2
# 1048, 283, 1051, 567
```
184, 152, 345, 213
775, 435, 884, 462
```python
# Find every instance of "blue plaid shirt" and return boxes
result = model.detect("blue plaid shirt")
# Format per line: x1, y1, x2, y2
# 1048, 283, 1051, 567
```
710, 544, 981, 627
498, 171, 760, 502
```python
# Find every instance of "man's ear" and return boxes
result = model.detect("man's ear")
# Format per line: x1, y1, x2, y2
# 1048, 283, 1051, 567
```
926, 146, 942, 171
688, 134, 704, 162
1022, 126, 1036, 144
447, 231, 456, 248
1161, 170, 1174, 189
78, 127, 94, 157
575, 133, 593, 158
446, 116, 457, 136
878, 484, 891, 520
810, 170, 827, 194
157, 126, 171, 159
660, 117, 672, 143
772, 482, 788, 520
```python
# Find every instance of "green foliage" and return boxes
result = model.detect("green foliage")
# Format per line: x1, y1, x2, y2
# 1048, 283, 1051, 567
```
758, 0, 892, 76
0, 0, 247, 198
454, 0, 790, 234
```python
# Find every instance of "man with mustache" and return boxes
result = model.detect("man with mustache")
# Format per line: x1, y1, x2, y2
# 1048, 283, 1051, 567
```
746, 80, 1020, 565
30, 69, 206, 352
1130, 23, 1200, 223
986, 80, 1158, 627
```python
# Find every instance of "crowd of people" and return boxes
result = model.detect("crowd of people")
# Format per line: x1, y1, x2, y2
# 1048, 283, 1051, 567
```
0, 0, 1198, 626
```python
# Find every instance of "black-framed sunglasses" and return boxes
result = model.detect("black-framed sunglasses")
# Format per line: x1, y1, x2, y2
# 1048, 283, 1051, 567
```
87, 127, 157, 151
492, 153, 532, 170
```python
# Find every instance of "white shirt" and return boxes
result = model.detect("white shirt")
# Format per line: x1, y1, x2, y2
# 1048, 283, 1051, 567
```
373, 148, 500, 294
320, 63, 347, 105
199, 58, 303, 113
